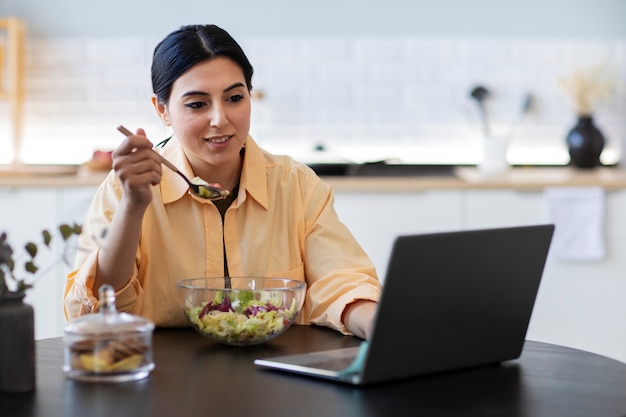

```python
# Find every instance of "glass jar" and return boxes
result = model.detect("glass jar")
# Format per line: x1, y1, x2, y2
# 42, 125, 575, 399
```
63, 284, 155, 382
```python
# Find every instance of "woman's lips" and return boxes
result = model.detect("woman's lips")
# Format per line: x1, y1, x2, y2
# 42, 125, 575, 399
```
205, 135, 231, 144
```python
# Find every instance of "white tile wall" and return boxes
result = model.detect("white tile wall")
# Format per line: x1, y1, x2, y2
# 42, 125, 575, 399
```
1, 35, 625, 166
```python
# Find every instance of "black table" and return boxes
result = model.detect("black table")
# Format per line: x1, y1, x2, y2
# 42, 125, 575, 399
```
1, 326, 625, 417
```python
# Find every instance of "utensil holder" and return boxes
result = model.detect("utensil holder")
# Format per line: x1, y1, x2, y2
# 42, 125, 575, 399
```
479, 136, 509, 175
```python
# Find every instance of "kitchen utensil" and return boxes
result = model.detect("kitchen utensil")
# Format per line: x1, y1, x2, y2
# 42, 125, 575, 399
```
505, 92, 533, 139
469, 85, 491, 137
176, 277, 306, 346
521, 92, 533, 115
116, 126, 229, 201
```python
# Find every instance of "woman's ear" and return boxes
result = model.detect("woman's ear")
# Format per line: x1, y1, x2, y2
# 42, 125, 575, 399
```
152, 95, 171, 126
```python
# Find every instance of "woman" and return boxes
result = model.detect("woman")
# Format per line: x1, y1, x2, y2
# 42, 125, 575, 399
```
64, 24, 380, 339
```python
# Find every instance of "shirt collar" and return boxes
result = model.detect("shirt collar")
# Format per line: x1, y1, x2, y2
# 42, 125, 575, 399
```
159, 137, 193, 204
158, 135, 269, 210
239, 137, 269, 210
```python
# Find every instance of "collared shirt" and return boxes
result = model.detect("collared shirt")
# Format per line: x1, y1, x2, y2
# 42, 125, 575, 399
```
63, 136, 381, 334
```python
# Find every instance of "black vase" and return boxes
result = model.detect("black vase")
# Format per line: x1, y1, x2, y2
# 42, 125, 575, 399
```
0, 293, 35, 392
566, 116, 605, 168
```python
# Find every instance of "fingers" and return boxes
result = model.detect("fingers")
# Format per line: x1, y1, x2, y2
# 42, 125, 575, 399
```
113, 128, 153, 156
111, 129, 162, 204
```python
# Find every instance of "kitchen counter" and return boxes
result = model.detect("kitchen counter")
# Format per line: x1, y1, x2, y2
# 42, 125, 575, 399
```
2, 166, 626, 190
321, 166, 626, 191
0, 165, 108, 187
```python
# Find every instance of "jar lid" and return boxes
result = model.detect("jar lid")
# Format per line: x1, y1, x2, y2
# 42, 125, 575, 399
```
64, 284, 154, 336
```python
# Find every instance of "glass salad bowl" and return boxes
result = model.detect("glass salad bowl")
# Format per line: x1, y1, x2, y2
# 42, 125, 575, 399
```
176, 277, 306, 346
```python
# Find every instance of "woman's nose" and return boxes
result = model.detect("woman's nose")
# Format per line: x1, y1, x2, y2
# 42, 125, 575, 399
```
209, 103, 227, 127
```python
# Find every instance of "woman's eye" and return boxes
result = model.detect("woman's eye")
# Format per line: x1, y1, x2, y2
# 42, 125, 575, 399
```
227, 94, 245, 103
185, 102, 206, 109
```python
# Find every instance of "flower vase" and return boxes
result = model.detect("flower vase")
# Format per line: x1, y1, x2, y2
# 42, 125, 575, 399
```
566, 116, 605, 168
0, 293, 35, 392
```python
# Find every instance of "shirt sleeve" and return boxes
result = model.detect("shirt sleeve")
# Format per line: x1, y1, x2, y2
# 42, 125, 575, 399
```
300, 179, 382, 335
63, 172, 143, 320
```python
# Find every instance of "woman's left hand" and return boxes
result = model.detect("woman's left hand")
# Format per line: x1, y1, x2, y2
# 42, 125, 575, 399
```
342, 300, 378, 340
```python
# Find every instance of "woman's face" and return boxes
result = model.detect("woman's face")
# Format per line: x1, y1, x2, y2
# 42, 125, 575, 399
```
154, 56, 251, 172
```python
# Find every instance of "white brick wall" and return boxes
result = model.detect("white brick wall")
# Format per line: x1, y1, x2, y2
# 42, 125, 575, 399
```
1, 35, 624, 166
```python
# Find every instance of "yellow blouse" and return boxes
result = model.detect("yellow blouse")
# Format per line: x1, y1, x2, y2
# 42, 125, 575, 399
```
63, 136, 381, 334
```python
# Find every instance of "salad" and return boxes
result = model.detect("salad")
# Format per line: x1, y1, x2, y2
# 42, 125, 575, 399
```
184, 290, 299, 345
190, 176, 228, 200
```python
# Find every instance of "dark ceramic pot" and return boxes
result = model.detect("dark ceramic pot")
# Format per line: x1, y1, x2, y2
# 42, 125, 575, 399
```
0, 293, 35, 392
566, 116, 605, 168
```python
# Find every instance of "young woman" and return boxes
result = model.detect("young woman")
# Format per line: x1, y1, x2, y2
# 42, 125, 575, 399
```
64, 24, 380, 339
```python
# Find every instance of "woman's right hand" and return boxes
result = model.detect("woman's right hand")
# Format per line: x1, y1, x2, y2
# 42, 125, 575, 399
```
111, 128, 162, 209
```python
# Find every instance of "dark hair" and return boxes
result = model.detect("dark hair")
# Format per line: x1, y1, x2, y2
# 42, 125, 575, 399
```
151, 24, 254, 104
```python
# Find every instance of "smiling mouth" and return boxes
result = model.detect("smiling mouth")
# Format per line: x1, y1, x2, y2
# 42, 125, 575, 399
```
206, 135, 232, 144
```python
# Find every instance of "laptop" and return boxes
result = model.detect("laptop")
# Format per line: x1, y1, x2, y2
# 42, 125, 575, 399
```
254, 224, 555, 385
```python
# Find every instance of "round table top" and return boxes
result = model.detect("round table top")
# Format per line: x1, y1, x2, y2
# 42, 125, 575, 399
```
1, 326, 626, 417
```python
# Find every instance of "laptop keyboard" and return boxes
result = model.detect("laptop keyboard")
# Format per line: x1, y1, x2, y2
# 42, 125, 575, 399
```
306, 356, 356, 371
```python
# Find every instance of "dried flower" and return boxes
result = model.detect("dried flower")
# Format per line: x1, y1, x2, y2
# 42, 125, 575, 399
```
559, 64, 617, 116
0, 224, 82, 295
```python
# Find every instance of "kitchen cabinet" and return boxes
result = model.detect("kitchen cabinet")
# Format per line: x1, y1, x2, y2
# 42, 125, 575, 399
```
0, 187, 62, 340
462, 189, 626, 363
463, 189, 547, 228
334, 186, 626, 364
0, 186, 97, 340
333, 189, 463, 281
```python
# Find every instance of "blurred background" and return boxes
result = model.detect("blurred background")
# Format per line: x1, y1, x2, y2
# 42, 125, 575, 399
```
1, 0, 625, 166
3, 1, 626, 361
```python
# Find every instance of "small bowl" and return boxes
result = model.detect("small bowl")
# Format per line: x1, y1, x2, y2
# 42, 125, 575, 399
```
176, 277, 306, 346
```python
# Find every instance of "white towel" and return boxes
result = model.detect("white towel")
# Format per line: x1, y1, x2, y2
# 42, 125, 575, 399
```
543, 187, 605, 261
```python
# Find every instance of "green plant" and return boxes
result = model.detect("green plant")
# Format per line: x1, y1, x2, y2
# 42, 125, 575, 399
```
0, 224, 82, 295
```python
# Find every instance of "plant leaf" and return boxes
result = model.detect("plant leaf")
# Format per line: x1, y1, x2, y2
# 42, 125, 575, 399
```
0, 269, 9, 294
43, 230, 52, 247
25, 261, 38, 274
1, 224, 82, 295
25, 242, 38, 258
0, 232, 14, 265
59, 224, 73, 240
72, 224, 82, 235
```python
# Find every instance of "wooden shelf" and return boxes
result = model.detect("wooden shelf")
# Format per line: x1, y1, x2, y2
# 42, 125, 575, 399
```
0, 18, 26, 164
